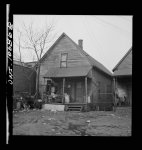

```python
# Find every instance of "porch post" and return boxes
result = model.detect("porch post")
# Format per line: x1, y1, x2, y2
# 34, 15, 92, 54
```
85, 77, 88, 103
62, 78, 65, 104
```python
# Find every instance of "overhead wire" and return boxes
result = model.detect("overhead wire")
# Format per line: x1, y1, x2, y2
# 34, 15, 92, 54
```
81, 16, 102, 58
94, 16, 131, 37
84, 16, 105, 53
81, 16, 132, 71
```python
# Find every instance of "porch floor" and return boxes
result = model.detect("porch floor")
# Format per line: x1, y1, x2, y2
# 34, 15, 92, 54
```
44, 102, 87, 105
43, 103, 88, 111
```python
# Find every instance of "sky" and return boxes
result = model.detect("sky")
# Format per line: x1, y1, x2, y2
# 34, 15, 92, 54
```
13, 15, 132, 72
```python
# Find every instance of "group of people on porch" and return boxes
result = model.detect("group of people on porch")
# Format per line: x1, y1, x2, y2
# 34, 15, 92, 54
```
44, 79, 70, 104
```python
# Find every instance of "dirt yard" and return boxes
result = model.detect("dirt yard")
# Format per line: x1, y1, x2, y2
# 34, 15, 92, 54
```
13, 107, 131, 136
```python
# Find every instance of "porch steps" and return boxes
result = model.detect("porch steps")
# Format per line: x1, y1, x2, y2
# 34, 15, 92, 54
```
66, 106, 83, 111
65, 103, 87, 112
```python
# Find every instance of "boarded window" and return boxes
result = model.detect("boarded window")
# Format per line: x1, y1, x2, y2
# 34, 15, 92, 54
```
60, 53, 68, 68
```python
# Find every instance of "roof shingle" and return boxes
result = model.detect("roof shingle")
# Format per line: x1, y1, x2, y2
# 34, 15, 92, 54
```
40, 32, 112, 77
43, 66, 92, 78
113, 69, 132, 76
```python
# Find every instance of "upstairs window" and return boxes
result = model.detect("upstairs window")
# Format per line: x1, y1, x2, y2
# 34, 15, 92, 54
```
60, 53, 68, 68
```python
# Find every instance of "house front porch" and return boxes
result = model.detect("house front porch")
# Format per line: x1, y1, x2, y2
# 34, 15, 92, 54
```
42, 102, 88, 112
41, 76, 90, 111
41, 66, 92, 111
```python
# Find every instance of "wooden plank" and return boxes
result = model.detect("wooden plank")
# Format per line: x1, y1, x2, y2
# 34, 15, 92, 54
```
40, 36, 91, 69
117, 51, 132, 70
39, 35, 92, 91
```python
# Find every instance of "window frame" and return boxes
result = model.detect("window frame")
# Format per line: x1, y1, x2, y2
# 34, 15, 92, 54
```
60, 53, 68, 68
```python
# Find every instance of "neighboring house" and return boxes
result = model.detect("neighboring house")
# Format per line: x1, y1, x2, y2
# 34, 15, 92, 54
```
13, 60, 26, 66
112, 48, 132, 106
38, 32, 113, 110
24, 61, 37, 68
13, 60, 36, 95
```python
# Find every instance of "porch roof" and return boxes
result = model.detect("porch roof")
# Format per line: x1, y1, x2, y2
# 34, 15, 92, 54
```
43, 66, 92, 78
113, 69, 132, 76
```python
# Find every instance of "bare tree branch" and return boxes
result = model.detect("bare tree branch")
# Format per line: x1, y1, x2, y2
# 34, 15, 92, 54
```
14, 20, 56, 97
18, 31, 22, 62
14, 39, 34, 50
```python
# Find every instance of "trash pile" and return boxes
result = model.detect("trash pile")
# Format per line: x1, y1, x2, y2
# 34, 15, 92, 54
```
13, 92, 44, 112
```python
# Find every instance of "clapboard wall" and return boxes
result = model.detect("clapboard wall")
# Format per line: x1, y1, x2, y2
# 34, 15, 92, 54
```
91, 67, 113, 107
39, 34, 91, 93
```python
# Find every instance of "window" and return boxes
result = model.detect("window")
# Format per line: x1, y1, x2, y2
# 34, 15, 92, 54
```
60, 53, 68, 68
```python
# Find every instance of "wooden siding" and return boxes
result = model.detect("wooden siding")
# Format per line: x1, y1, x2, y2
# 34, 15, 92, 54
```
39, 35, 91, 88
91, 67, 113, 104
42, 36, 90, 67
93, 68, 112, 86
117, 50, 132, 70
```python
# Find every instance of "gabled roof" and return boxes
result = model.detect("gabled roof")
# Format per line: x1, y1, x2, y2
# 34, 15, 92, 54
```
112, 47, 132, 72
13, 60, 31, 68
80, 49, 112, 76
40, 32, 112, 76
40, 33, 67, 63
113, 69, 132, 76
13, 60, 24, 65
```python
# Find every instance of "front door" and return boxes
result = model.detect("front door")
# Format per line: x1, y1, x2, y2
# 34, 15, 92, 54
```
65, 81, 75, 103
75, 81, 84, 103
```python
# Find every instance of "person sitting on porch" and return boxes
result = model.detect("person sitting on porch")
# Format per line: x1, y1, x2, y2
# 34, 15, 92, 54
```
50, 86, 57, 103
64, 93, 70, 103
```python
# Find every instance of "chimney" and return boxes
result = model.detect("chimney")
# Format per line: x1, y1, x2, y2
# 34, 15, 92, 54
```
78, 39, 83, 49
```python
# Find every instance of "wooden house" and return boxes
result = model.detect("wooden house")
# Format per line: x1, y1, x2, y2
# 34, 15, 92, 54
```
112, 48, 132, 106
13, 60, 36, 95
38, 33, 113, 111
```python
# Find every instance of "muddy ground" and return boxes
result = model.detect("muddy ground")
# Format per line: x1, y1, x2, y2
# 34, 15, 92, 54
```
13, 107, 131, 136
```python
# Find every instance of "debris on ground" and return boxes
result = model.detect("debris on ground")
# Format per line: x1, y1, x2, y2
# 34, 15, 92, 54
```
48, 118, 55, 121
13, 107, 131, 136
